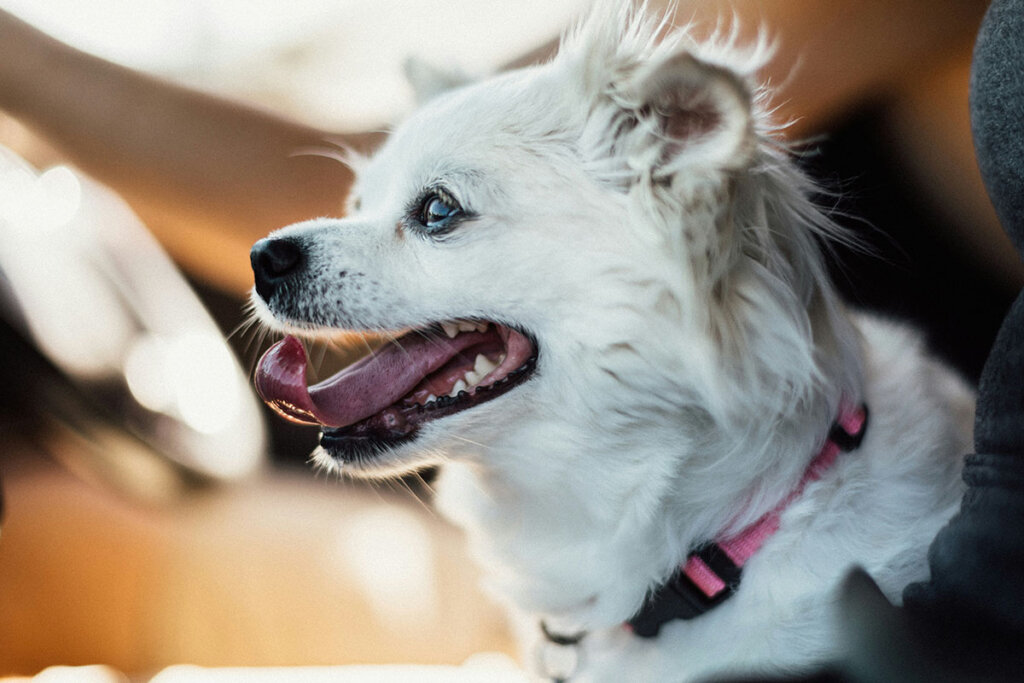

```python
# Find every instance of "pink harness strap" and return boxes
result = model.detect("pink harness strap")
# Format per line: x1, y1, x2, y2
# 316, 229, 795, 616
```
684, 402, 868, 598
625, 402, 869, 638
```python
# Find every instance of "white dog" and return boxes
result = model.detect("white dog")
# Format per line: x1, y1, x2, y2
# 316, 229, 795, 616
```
250, 3, 974, 680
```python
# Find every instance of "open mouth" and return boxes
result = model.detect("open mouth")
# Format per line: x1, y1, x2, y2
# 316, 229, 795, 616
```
254, 321, 538, 461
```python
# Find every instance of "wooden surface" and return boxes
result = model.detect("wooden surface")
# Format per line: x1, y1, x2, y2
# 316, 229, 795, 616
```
0, 445, 514, 677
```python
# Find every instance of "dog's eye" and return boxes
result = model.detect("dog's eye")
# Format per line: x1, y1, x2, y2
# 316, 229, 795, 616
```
417, 190, 463, 234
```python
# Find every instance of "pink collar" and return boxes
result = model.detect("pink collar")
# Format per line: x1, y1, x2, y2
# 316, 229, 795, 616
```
626, 401, 869, 638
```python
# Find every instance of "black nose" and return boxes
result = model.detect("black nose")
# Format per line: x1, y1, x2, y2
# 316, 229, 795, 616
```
251, 237, 304, 301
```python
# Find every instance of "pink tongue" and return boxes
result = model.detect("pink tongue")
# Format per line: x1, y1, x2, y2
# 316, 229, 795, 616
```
255, 332, 491, 428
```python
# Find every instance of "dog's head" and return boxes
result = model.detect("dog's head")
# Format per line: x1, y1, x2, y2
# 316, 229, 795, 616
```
250, 3, 858, 479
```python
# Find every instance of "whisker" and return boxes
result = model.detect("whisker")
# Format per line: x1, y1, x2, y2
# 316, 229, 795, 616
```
450, 434, 489, 450
233, 319, 276, 375
330, 330, 382, 361
289, 146, 358, 171
309, 339, 330, 380
400, 474, 437, 518
377, 327, 417, 361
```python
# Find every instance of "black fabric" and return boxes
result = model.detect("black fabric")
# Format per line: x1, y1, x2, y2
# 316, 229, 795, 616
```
968, 0, 1024, 461
968, 0, 1024, 256
898, 0, 1024, 652
901, 294, 1024, 641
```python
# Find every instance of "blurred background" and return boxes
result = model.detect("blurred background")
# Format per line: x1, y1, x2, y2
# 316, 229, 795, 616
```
0, 0, 1016, 679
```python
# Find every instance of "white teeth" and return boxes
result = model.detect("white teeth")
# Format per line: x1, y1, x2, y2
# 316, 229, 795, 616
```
474, 353, 497, 377
450, 379, 467, 397
442, 320, 489, 337
425, 393, 437, 404
461, 354, 497, 391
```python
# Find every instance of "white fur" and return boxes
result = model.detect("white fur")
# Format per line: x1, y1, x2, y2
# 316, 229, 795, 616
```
253, 2, 973, 679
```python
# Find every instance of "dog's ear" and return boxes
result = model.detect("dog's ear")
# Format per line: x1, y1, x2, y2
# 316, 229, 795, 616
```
403, 56, 471, 104
621, 52, 755, 176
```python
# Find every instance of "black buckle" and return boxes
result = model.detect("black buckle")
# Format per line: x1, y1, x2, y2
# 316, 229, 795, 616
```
828, 404, 870, 452
626, 544, 741, 638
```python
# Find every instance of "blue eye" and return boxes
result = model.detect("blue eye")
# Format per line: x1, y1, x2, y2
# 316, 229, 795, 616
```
418, 190, 462, 233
